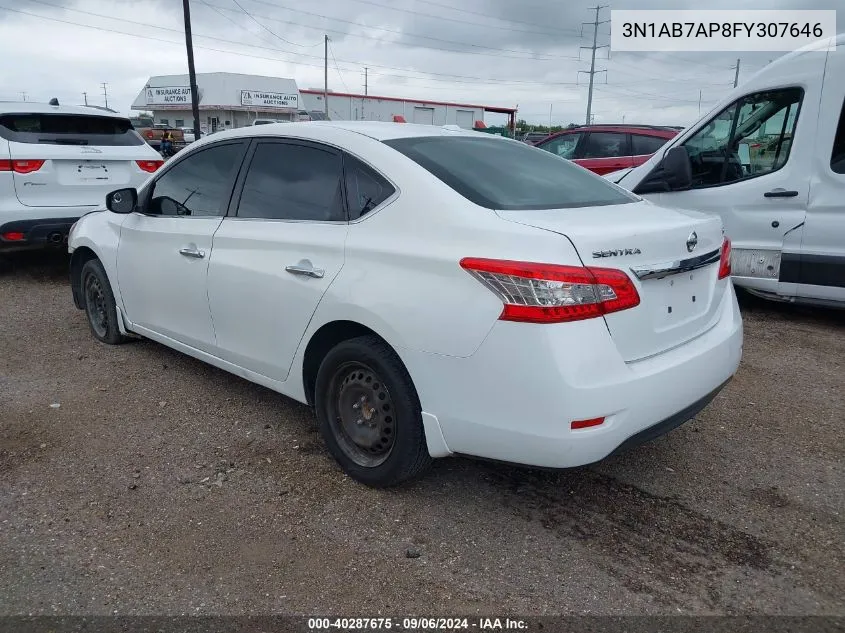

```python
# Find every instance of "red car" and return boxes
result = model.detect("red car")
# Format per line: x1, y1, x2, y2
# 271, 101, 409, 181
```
533, 124, 681, 176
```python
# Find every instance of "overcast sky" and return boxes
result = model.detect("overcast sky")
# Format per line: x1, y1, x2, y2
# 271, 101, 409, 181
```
0, 0, 841, 127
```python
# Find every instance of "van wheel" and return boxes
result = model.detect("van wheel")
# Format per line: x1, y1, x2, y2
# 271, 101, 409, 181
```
81, 259, 128, 345
315, 335, 432, 487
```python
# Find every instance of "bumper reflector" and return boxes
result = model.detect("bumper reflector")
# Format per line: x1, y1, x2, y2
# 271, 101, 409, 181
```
571, 417, 605, 430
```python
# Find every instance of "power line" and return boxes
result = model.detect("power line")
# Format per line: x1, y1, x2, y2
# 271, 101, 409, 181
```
328, 39, 349, 92
405, 0, 582, 35
227, 0, 322, 48
5, 3, 584, 87
0, 4, 583, 89
205, 0, 579, 60
251, 0, 581, 38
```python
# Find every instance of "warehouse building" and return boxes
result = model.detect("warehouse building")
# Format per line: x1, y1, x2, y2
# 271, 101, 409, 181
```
131, 72, 306, 134
131, 72, 516, 133
299, 89, 516, 130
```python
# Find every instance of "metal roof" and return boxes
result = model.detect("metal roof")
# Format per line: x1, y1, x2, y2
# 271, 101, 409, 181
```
299, 89, 517, 114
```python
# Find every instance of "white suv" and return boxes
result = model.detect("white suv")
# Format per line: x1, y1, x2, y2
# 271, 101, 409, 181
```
0, 101, 164, 252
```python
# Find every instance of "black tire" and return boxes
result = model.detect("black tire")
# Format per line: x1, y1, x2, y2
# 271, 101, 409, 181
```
314, 335, 432, 487
80, 259, 128, 345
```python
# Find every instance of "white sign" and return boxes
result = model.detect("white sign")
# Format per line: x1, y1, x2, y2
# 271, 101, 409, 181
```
610, 10, 836, 52
241, 90, 298, 109
146, 86, 193, 105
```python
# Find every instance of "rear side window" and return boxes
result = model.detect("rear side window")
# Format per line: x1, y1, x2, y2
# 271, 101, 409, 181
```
237, 142, 345, 221
581, 132, 628, 158
384, 135, 636, 210
832, 98, 845, 175
344, 154, 395, 220
632, 134, 669, 155
0, 113, 144, 146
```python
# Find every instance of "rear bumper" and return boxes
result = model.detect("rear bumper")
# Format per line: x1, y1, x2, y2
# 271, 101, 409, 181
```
0, 216, 81, 251
403, 283, 743, 468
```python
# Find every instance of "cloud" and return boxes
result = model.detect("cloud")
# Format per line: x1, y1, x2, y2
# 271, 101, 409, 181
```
0, 0, 840, 127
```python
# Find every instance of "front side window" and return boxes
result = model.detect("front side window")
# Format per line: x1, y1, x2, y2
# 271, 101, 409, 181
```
344, 154, 395, 220
832, 98, 845, 175
237, 142, 345, 221
385, 135, 637, 211
581, 132, 628, 159
538, 132, 582, 159
683, 88, 803, 188
147, 142, 244, 217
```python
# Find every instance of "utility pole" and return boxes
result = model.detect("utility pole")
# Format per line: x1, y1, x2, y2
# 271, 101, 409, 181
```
182, 0, 202, 141
698, 89, 702, 115
364, 67, 368, 96
83, 92, 88, 106
731, 58, 741, 87
20, 92, 27, 101
101, 83, 109, 109
548, 103, 553, 129
324, 35, 329, 116
579, 5, 609, 126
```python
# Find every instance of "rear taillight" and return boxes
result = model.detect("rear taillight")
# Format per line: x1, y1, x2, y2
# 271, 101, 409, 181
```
1, 231, 25, 241
460, 258, 641, 324
0, 159, 45, 174
136, 159, 164, 173
718, 237, 731, 280
145, 131, 154, 139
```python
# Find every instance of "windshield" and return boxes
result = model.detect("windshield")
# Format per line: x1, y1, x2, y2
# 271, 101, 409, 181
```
0, 113, 144, 146
384, 135, 636, 210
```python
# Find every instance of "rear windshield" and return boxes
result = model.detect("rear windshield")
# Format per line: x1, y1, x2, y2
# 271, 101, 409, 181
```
0, 113, 145, 146
384, 135, 636, 210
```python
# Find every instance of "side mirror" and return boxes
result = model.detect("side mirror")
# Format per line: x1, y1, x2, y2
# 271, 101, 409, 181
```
106, 188, 138, 214
633, 146, 692, 195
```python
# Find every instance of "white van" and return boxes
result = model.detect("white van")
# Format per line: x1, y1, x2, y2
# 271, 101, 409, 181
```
612, 34, 845, 308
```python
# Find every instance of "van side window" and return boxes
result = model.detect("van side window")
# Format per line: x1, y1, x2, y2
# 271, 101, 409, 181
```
832, 98, 845, 175
682, 88, 803, 188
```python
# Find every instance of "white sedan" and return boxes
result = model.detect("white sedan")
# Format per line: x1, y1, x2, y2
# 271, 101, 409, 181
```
68, 121, 743, 487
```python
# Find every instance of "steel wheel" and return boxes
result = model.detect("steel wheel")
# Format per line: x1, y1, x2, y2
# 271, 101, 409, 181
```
84, 272, 109, 339
326, 361, 397, 468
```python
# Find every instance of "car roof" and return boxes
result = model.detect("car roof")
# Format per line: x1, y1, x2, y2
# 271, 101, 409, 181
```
206, 120, 486, 143
539, 125, 678, 143
0, 101, 129, 118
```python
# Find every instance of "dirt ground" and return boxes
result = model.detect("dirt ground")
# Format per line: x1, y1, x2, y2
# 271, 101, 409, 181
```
0, 250, 843, 616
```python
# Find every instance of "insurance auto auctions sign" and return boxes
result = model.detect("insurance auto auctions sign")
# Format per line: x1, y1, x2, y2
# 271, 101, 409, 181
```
241, 90, 298, 109
146, 86, 193, 105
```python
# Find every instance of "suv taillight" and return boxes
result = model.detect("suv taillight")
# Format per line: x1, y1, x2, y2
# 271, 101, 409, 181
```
136, 159, 164, 173
718, 237, 732, 280
460, 258, 640, 323
0, 159, 45, 174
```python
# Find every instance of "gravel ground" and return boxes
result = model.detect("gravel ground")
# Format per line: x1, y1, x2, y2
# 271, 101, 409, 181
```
0, 250, 843, 616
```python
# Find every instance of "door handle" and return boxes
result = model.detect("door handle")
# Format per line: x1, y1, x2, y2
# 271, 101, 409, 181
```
764, 189, 799, 198
285, 263, 325, 279
179, 247, 206, 258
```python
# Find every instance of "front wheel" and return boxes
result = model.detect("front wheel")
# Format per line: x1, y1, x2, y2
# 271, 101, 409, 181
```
314, 335, 432, 487
80, 259, 128, 345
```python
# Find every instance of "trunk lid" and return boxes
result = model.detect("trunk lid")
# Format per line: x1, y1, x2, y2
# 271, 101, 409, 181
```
9, 142, 142, 207
497, 200, 726, 362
